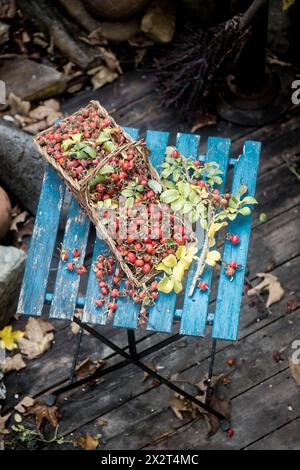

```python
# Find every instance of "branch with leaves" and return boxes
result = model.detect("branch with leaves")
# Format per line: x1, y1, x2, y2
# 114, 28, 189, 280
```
157, 147, 258, 296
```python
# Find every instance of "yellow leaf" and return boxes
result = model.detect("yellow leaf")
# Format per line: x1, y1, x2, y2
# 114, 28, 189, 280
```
158, 277, 174, 293
155, 262, 172, 275
161, 254, 177, 268
176, 245, 186, 260
0, 325, 25, 351
208, 222, 227, 247
282, 0, 295, 11
173, 262, 185, 281
173, 278, 183, 294
205, 250, 221, 267
186, 246, 198, 257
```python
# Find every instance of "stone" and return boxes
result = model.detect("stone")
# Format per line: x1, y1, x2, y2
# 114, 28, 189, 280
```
141, 0, 176, 44
0, 245, 26, 328
0, 58, 67, 101
0, 121, 45, 213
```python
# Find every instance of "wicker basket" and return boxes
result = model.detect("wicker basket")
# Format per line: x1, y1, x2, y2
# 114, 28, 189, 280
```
35, 100, 195, 289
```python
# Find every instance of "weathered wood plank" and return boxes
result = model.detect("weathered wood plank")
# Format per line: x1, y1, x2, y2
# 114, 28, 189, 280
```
17, 165, 65, 317
141, 130, 175, 333
111, 127, 143, 329
212, 141, 261, 341
148, 370, 300, 450
246, 417, 300, 450
49, 197, 90, 320
42, 254, 300, 442
147, 132, 200, 333
180, 137, 231, 337
8, 203, 299, 409
45, 298, 300, 449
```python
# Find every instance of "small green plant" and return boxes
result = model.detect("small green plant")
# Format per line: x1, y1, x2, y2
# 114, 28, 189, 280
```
61, 133, 97, 160
96, 130, 117, 153
157, 147, 258, 295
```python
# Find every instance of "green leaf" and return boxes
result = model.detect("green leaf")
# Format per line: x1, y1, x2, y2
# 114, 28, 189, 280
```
161, 189, 180, 204
173, 169, 180, 182
157, 276, 174, 293
103, 141, 117, 153
181, 202, 193, 215
61, 138, 75, 150
165, 146, 176, 158
99, 164, 114, 175
103, 198, 111, 208
125, 197, 134, 208
148, 179, 162, 194
82, 145, 97, 158
241, 196, 258, 205
171, 198, 185, 212
213, 176, 222, 185
200, 218, 208, 230
136, 185, 144, 192
238, 184, 248, 196
163, 180, 176, 189
177, 181, 190, 198
228, 197, 238, 209
161, 168, 173, 179
239, 206, 251, 216
189, 209, 199, 223
227, 212, 237, 220
96, 131, 111, 144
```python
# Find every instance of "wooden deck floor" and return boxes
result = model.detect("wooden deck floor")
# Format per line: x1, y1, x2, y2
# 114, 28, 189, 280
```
4, 71, 300, 450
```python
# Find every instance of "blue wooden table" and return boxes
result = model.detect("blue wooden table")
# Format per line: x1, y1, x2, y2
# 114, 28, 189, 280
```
17, 128, 260, 427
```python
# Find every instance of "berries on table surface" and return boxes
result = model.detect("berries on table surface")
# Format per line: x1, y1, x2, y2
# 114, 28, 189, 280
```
198, 281, 209, 291
66, 262, 75, 271
76, 265, 87, 276
72, 248, 81, 258
225, 267, 235, 279
230, 234, 240, 245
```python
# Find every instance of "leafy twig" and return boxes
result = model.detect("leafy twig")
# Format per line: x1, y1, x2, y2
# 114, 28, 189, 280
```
188, 204, 213, 296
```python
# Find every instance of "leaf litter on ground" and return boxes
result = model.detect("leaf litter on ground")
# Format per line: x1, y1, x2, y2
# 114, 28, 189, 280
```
247, 272, 284, 308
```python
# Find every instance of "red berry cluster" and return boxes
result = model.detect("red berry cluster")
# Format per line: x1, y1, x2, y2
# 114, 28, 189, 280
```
93, 255, 159, 317
37, 104, 195, 284
59, 246, 87, 276
224, 260, 242, 281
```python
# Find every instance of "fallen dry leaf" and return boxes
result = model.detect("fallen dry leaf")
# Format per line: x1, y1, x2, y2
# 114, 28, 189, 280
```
7, 93, 30, 115
286, 297, 300, 314
17, 317, 54, 360
10, 210, 28, 232
247, 273, 284, 308
75, 358, 105, 381
24, 403, 60, 431
0, 0, 16, 19
74, 433, 100, 451
90, 66, 118, 90
14, 396, 35, 414
170, 396, 194, 420
170, 373, 230, 437
98, 47, 122, 74
4, 353, 26, 373
191, 114, 217, 133
143, 361, 157, 382
0, 413, 11, 435
289, 356, 300, 386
